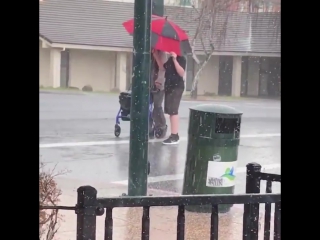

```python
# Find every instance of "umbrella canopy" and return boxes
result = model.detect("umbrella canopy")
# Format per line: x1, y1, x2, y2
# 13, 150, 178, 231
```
123, 15, 189, 41
151, 32, 191, 56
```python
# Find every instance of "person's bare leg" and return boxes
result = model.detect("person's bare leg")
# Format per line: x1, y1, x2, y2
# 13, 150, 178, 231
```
170, 114, 179, 134
162, 87, 183, 145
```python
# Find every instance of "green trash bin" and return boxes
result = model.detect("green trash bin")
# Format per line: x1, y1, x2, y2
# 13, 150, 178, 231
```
182, 104, 242, 213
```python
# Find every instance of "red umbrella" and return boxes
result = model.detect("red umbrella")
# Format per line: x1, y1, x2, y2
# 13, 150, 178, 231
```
151, 33, 191, 56
123, 15, 189, 41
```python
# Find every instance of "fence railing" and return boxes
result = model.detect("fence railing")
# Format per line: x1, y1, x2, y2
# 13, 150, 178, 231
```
40, 162, 281, 240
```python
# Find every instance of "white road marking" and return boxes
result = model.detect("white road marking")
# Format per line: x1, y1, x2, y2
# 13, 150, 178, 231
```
40, 133, 280, 148
181, 101, 280, 109
111, 163, 281, 185
243, 106, 280, 110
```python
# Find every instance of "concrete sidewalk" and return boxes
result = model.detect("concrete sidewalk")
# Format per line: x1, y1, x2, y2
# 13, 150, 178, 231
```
53, 182, 274, 240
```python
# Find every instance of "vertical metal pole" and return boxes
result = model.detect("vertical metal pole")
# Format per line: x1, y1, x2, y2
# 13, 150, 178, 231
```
244, 162, 261, 240
128, 0, 152, 196
76, 186, 98, 240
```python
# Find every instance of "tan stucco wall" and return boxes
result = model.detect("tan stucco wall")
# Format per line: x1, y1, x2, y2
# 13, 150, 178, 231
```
197, 55, 219, 95
39, 41, 51, 87
69, 49, 116, 92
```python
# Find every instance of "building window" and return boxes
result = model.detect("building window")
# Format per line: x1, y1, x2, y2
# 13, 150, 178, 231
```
180, 0, 191, 6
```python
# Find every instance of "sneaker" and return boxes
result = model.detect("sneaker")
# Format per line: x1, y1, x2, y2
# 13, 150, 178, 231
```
162, 134, 180, 145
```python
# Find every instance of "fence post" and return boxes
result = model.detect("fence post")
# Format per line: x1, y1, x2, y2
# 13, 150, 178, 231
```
76, 186, 98, 240
246, 162, 262, 240
245, 162, 261, 194
243, 162, 261, 240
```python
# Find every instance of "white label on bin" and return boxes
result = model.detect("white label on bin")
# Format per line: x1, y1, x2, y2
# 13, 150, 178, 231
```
206, 161, 237, 187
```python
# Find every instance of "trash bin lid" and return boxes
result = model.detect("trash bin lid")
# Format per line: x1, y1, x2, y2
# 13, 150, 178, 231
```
190, 104, 242, 115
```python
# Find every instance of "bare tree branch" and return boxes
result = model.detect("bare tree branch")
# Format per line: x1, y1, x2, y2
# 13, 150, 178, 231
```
168, 0, 280, 99
39, 160, 70, 240
186, 0, 242, 97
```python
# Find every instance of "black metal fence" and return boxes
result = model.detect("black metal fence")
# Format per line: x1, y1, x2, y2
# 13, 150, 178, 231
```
244, 162, 281, 240
40, 162, 281, 240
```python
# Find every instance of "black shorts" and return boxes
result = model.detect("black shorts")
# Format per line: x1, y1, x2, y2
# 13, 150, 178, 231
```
164, 80, 185, 115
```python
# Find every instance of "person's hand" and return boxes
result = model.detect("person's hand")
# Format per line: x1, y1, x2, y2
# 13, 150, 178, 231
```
155, 81, 162, 89
170, 52, 177, 59
152, 49, 158, 57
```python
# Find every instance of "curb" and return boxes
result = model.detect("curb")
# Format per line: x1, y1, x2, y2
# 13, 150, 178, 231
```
40, 90, 86, 95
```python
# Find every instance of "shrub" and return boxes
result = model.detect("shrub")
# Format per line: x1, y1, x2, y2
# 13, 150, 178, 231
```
39, 163, 68, 240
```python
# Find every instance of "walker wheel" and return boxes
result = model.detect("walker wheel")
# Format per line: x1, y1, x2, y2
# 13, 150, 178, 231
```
114, 124, 121, 137
155, 128, 166, 139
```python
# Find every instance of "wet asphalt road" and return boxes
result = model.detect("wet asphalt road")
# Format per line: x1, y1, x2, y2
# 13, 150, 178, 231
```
40, 91, 281, 194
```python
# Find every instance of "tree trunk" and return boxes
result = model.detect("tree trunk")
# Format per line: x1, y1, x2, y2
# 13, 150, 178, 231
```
190, 55, 212, 99
191, 86, 197, 99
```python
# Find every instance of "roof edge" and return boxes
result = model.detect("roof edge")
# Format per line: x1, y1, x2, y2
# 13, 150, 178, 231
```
39, 36, 280, 56
51, 42, 132, 52
39, 34, 52, 44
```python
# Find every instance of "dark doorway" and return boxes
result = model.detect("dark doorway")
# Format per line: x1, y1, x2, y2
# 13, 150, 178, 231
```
126, 53, 133, 89
60, 50, 70, 87
218, 56, 233, 96
267, 57, 281, 97
186, 55, 195, 91
241, 57, 249, 96
259, 57, 269, 96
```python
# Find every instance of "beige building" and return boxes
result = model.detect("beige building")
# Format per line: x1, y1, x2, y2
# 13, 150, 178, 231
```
40, 0, 280, 97
40, 39, 129, 92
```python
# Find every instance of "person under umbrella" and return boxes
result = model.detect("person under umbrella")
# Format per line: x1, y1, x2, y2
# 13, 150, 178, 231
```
149, 49, 167, 139
153, 50, 186, 145
123, 15, 191, 143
